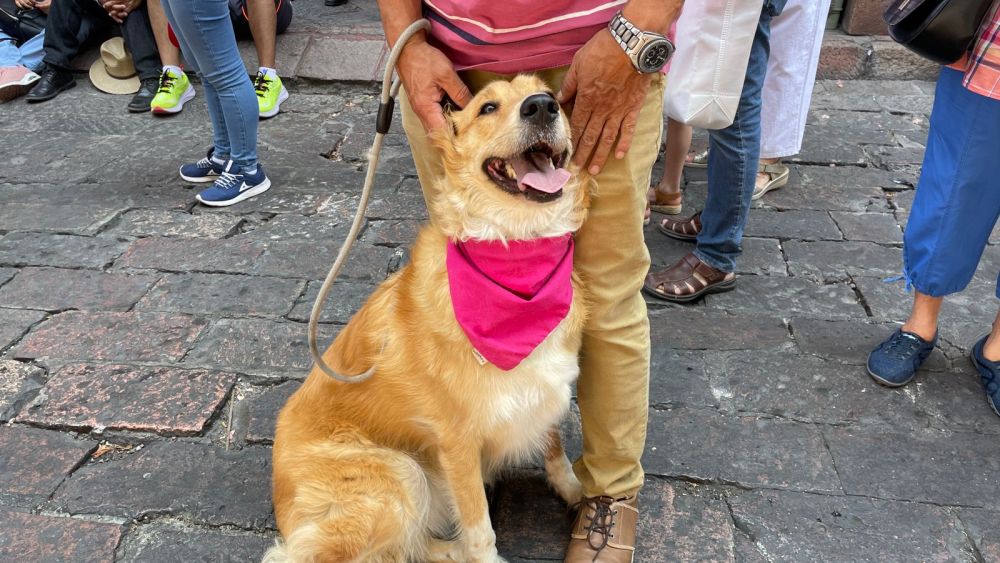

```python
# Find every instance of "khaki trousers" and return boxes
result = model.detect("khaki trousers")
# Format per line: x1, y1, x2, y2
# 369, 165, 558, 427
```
400, 67, 664, 498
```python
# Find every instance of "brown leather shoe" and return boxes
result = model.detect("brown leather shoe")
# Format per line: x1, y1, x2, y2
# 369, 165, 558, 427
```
564, 496, 638, 563
643, 252, 736, 304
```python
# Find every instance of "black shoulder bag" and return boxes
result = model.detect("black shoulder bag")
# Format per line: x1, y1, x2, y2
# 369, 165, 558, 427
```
884, 0, 996, 65
0, 0, 45, 44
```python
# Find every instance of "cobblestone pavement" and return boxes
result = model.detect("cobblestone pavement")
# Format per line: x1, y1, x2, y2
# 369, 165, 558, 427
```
2, 70, 1000, 562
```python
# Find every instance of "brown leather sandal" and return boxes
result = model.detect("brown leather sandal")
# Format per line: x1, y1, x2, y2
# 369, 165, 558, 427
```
657, 211, 702, 242
647, 186, 683, 215
643, 252, 736, 303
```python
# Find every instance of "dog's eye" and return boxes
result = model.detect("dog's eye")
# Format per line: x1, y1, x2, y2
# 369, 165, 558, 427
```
479, 102, 498, 116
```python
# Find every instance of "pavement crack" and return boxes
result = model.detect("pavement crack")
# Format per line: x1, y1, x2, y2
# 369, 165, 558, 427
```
847, 275, 875, 318
953, 508, 988, 563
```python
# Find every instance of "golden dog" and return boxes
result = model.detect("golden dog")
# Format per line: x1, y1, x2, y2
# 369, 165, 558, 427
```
266, 75, 590, 563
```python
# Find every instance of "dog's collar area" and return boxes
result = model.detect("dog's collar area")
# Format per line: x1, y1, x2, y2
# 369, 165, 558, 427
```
447, 235, 574, 370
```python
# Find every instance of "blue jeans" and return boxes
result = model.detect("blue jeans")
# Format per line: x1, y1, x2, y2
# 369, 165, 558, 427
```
161, 0, 258, 167
694, 0, 785, 273
903, 67, 1000, 297
0, 32, 44, 71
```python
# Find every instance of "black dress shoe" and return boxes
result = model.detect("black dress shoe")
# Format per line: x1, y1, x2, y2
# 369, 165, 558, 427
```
26, 65, 75, 103
128, 77, 160, 113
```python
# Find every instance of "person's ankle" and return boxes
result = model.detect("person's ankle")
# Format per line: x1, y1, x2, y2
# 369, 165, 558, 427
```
901, 321, 937, 342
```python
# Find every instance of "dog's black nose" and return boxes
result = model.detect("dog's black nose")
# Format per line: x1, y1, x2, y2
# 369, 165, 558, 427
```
520, 93, 559, 126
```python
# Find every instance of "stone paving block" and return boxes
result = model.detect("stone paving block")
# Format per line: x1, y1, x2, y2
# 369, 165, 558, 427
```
0, 203, 121, 235
297, 35, 387, 82
762, 181, 889, 214
0, 268, 158, 312
809, 91, 882, 112
0, 360, 44, 423
116, 521, 273, 563
824, 427, 1000, 509
869, 41, 940, 81
830, 211, 902, 243
110, 209, 243, 239
494, 472, 571, 559
239, 33, 310, 79
245, 213, 351, 243
792, 134, 867, 166
0, 307, 46, 350
649, 310, 792, 352
0, 511, 122, 563
644, 408, 841, 493
815, 37, 867, 80
0, 427, 94, 503
184, 319, 336, 377
960, 509, 1000, 562
797, 163, 902, 192
0, 267, 14, 287
784, 240, 902, 282
808, 108, 926, 133
789, 318, 948, 371
727, 490, 971, 563
53, 442, 273, 529
712, 351, 943, 429
135, 273, 303, 319
638, 480, 735, 562
13, 311, 208, 363
865, 145, 927, 169
364, 192, 430, 220
253, 240, 395, 281
240, 381, 301, 444
744, 210, 842, 241
363, 219, 422, 246
851, 276, 909, 322
647, 232, 786, 277
816, 80, 929, 97
704, 276, 866, 321
287, 280, 375, 324
20, 363, 235, 436
649, 350, 717, 409
0, 232, 128, 269
875, 94, 934, 116
116, 237, 264, 274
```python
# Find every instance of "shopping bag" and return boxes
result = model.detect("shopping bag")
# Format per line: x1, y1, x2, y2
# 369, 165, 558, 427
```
664, 0, 764, 130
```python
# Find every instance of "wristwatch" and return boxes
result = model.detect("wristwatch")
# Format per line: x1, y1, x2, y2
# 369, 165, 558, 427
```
607, 11, 675, 74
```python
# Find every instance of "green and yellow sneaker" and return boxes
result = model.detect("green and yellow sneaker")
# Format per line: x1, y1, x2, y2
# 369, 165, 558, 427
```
151, 67, 195, 115
255, 70, 289, 119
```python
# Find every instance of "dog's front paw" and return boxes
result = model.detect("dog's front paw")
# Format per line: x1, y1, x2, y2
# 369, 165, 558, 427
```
545, 451, 583, 505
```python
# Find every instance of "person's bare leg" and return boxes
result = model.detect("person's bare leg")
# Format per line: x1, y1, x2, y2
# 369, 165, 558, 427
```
901, 291, 943, 342
246, 0, 277, 70
148, 0, 181, 67
982, 309, 1000, 362
653, 118, 691, 198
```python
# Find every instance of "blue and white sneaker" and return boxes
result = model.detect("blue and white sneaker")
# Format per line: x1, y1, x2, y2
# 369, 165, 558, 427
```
867, 328, 937, 387
969, 336, 1000, 417
196, 161, 271, 207
179, 148, 226, 183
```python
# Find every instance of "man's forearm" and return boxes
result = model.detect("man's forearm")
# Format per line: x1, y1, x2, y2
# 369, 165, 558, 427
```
622, 0, 683, 35
376, 0, 426, 48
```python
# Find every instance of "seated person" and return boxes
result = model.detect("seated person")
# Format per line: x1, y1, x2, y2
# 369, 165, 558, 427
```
0, 0, 47, 101
26, 0, 162, 112
147, 0, 291, 117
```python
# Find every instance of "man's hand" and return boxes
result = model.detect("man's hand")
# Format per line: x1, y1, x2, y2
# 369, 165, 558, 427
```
396, 37, 472, 133
102, 0, 141, 23
13, 0, 36, 10
34, 0, 51, 12
557, 29, 651, 175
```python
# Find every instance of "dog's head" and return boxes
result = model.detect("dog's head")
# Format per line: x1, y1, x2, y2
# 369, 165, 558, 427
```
430, 75, 590, 242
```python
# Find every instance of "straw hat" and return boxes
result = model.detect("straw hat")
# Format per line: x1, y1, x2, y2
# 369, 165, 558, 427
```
89, 37, 140, 94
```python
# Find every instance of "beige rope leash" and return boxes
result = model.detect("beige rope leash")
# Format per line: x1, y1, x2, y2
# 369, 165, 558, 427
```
307, 19, 431, 383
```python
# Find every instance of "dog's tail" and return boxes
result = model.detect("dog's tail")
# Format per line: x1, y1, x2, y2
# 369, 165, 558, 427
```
265, 434, 432, 563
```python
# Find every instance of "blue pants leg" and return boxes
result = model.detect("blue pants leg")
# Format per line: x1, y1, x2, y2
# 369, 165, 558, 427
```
160, 0, 258, 168
904, 67, 1000, 297
694, 2, 781, 272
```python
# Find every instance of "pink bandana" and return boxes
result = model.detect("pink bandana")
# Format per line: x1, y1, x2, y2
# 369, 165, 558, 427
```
446, 235, 574, 371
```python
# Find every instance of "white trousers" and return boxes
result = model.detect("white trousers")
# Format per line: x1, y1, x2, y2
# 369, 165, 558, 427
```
760, 0, 832, 159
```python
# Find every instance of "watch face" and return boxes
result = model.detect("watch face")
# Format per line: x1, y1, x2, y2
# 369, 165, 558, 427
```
639, 40, 672, 73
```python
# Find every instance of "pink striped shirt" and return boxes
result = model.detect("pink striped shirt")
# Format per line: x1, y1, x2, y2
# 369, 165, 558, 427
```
423, 0, 627, 74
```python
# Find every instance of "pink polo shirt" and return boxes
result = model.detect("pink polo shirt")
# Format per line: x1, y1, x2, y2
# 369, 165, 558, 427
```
423, 0, 627, 74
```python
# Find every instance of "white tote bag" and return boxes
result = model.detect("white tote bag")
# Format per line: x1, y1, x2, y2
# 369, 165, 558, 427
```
664, 0, 765, 130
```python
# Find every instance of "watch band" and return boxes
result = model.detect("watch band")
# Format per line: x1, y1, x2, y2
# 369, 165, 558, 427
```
608, 12, 649, 53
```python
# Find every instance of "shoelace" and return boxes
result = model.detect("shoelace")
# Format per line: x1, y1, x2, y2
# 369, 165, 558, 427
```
157, 71, 176, 94
885, 332, 925, 360
582, 497, 617, 559
214, 171, 241, 191
254, 71, 272, 97
195, 156, 215, 170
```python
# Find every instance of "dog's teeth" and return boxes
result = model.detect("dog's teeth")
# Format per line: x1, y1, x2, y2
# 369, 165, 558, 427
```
505, 163, 516, 179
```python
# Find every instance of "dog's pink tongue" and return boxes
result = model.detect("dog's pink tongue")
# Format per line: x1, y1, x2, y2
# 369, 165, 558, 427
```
513, 153, 571, 194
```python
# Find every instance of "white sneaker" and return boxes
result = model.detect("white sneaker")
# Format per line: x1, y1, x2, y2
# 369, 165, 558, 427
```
0, 66, 41, 102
